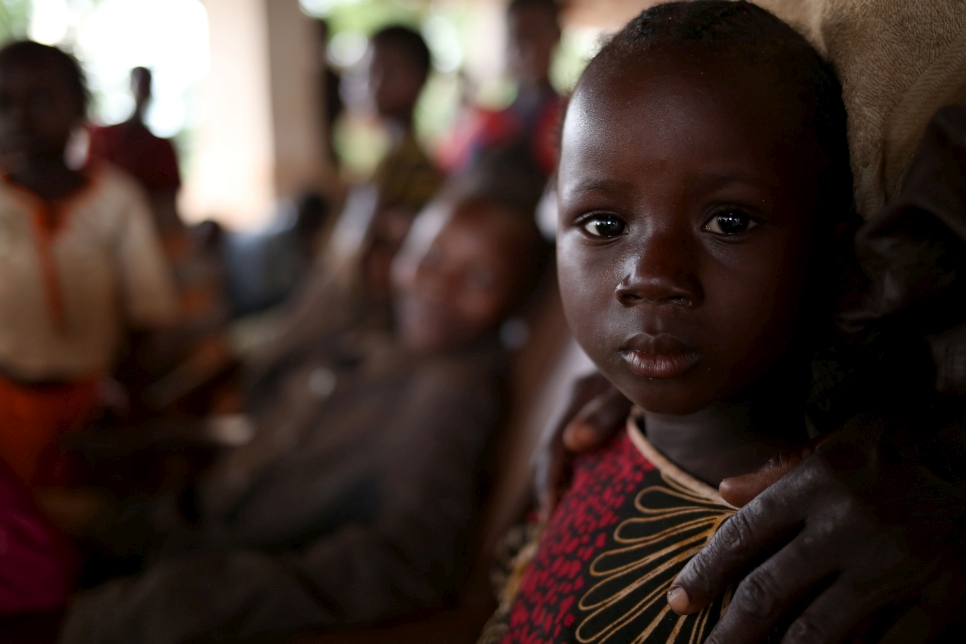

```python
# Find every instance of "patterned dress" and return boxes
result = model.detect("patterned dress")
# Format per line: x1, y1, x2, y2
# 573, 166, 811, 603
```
485, 416, 749, 644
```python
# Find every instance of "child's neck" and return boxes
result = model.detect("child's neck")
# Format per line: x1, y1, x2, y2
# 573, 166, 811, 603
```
126, 103, 149, 128
8, 156, 86, 202
642, 403, 805, 487
642, 376, 809, 487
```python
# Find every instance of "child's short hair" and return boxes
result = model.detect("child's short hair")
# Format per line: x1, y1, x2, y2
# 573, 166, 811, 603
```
0, 40, 89, 116
371, 25, 432, 80
583, 0, 853, 235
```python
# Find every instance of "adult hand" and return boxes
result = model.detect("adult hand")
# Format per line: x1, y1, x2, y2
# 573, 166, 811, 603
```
533, 372, 631, 521
718, 441, 819, 508
668, 414, 966, 643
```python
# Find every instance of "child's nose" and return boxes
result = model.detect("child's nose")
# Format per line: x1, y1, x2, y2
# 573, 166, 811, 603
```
615, 230, 701, 308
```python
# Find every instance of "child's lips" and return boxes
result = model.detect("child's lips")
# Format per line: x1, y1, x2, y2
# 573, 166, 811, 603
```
619, 335, 701, 378
620, 349, 702, 378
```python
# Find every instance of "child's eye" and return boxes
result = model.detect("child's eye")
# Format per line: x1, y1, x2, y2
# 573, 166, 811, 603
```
580, 214, 627, 238
704, 210, 759, 235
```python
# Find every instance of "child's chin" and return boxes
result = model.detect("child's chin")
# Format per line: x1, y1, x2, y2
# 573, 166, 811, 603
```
629, 387, 716, 417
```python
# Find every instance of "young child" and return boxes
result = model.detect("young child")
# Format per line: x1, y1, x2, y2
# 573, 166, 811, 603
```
0, 42, 178, 485
243, 24, 443, 376
61, 179, 550, 643
441, 0, 562, 178
485, 2, 855, 642
365, 24, 442, 218
87, 67, 181, 234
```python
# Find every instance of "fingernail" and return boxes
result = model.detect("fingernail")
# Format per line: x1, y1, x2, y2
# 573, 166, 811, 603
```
667, 586, 690, 613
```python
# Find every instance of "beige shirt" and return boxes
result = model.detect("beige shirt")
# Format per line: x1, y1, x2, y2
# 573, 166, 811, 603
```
0, 165, 178, 381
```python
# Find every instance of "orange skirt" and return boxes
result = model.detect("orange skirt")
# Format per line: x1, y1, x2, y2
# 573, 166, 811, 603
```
0, 375, 99, 486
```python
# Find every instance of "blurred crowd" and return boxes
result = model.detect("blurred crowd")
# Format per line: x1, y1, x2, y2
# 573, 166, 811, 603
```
3, 0, 966, 643
0, 1, 567, 641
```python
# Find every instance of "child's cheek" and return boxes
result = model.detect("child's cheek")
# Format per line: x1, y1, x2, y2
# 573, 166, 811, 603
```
558, 240, 624, 363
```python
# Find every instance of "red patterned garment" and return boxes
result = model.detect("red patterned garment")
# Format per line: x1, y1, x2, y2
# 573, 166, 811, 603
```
496, 419, 746, 644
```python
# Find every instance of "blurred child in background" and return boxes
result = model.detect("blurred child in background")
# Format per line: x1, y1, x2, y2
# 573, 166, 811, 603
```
244, 24, 444, 381
0, 41, 178, 486
441, 0, 562, 179
62, 152, 550, 643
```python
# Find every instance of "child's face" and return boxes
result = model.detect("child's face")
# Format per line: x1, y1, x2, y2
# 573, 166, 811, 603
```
557, 57, 823, 415
393, 199, 527, 352
506, 5, 560, 87
0, 59, 80, 165
365, 42, 423, 121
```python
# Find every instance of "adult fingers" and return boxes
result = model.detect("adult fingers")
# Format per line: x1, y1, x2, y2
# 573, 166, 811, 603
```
719, 444, 816, 508
702, 528, 836, 644
561, 386, 632, 453
535, 437, 567, 523
780, 579, 887, 644
669, 468, 813, 615
876, 606, 945, 644
540, 385, 630, 519
877, 562, 966, 644
534, 372, 615, 519
781, 549, 932, 644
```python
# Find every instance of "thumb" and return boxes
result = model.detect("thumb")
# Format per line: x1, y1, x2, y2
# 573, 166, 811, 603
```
719, 444, 815, 507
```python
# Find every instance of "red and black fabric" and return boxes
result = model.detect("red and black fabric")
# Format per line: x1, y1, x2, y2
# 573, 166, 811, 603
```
497, 419, 776, 644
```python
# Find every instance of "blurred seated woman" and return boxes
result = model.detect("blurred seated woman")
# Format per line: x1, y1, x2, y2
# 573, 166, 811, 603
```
61, 171, 550, 643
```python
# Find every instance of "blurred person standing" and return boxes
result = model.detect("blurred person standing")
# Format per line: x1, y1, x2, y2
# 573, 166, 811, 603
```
315, 19, 345, 171
245, 25, 443, 376
440, 0, 562, 178
363, 25, 442, 217
89, 67, 232, 416
87, 67, 181, 235
0, 42, 178, 485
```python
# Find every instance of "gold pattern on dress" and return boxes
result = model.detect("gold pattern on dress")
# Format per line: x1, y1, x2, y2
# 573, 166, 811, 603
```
574, 417, 737, 644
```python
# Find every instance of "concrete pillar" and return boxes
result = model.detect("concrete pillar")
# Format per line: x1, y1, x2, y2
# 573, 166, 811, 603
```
184, 0, 327, 229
